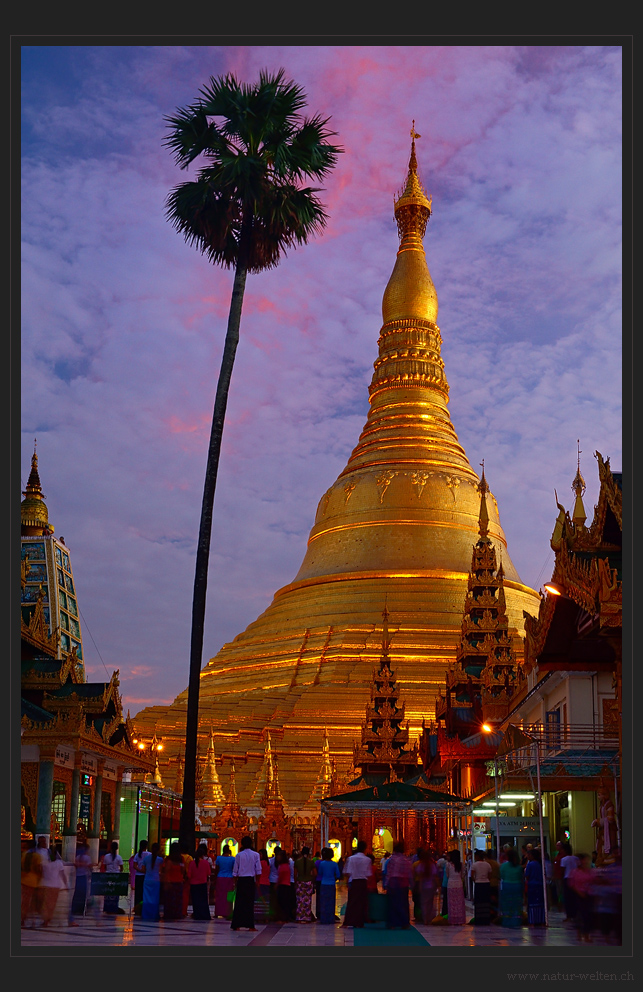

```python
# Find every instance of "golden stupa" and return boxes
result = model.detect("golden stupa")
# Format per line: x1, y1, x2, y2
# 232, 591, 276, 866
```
134, 131, 540, 808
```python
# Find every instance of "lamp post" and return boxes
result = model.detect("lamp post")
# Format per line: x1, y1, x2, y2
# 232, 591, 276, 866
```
482, 724, 501, 859
131, 735, 164, 783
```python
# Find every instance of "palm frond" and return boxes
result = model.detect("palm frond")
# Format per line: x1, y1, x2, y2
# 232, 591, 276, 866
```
164, 68, 342, 273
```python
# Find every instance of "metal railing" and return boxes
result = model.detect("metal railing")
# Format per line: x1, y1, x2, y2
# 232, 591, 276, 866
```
503, 723, 619, 773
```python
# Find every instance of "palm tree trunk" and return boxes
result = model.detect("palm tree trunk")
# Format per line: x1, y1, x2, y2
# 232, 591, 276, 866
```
179, 245, 249, 849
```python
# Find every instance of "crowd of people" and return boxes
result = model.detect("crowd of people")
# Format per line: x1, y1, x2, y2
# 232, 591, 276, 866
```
20, 833, 623, 942
460, 841, 623, 942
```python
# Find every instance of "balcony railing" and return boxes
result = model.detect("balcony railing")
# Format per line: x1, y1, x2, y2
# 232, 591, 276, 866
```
503, 722, 619, 775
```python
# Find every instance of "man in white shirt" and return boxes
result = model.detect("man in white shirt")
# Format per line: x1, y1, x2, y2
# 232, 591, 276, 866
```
342, 840, 372, 928
231, 836, 261, 931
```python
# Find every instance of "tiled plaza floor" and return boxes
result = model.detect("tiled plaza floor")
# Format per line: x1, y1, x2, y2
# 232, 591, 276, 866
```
18, 887, 623, 951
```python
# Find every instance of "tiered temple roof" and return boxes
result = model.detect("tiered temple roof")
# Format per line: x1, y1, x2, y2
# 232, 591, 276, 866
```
352, 606, 419, 784
435, 465, 525, 734
522, 450, 622, 672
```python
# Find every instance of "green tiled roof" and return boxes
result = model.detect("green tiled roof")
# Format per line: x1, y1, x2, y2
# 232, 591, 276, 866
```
21, 697, 54, 723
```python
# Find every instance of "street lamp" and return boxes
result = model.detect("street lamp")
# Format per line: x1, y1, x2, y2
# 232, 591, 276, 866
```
131, 735, 164, 786
543, 583, 562, 596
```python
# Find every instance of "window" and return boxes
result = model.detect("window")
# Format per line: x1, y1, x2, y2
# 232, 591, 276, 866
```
545, 709, 561, 748
51, 781, 66, 839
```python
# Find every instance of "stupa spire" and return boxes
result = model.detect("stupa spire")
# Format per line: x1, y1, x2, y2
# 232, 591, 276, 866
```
438, 468, 524, 731
338, 127, 473, 485
21, 440, 54, 536
201, 727, 225, 809
477, 460, 491, 544
262, 731, 283, 804
250, 730, 285, 806
227, 758, 239, 807
571, 440, 587, 529
307, 728, 333, 803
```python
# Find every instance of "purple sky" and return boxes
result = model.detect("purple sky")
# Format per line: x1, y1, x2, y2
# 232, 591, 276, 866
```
20, 45, 622, 714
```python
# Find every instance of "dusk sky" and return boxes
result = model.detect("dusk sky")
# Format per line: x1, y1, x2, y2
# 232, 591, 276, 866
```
20, 45, 623, 715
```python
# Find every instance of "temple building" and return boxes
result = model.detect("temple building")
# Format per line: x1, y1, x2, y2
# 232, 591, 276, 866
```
423, 450, 622, 857
133, 132, 541, 813
496, 450, 622, 859
20, 447, 153, 862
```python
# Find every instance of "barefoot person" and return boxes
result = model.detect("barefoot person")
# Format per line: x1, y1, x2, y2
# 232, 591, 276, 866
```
230, 836, 261, 932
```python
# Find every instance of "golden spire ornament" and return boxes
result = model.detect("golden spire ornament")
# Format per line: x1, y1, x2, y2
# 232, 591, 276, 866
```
571, 440, 587, 529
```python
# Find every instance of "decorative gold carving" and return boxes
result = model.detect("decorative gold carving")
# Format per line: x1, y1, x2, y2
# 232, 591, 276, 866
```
376, 471, 396, 503
445, 475, 460, 502
343, 482, 356, 503
21, 588, 59, 656
321, 489, 333, 515
410, 470, 430, 499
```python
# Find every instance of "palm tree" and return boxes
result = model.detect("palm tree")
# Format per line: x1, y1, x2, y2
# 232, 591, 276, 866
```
164, 69, 341, 849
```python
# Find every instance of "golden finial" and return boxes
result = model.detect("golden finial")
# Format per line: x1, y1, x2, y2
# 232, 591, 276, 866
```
394, 123, 431, 232
477, 461, 490, 542
571, 440, 587, 528
478, 459, 490, 495
572, 439, 586, 497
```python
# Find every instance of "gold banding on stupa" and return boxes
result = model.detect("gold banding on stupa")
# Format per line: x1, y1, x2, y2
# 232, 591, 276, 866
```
134, 127, 540, 809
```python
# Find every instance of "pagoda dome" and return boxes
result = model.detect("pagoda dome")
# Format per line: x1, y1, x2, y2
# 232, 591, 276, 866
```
133, 131, 540, 810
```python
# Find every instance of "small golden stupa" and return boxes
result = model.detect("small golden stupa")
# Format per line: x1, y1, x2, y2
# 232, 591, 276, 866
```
134, 129, 540, 809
